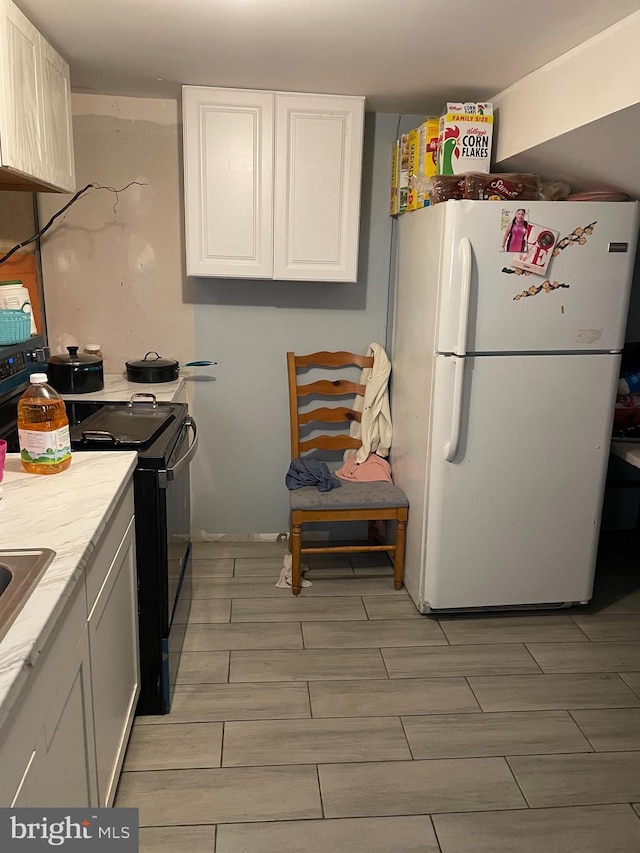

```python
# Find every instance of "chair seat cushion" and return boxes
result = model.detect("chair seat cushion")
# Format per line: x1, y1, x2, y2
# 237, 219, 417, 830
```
289, 480, 409, 511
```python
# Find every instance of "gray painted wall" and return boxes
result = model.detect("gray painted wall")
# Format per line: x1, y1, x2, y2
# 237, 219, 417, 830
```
189, 112, 420, 536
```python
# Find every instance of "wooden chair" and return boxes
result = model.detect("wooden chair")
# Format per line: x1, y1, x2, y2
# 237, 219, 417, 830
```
286, 350, 409, 596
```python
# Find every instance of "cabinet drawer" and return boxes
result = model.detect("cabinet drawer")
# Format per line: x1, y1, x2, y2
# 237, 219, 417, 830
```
85, 483, 134, 613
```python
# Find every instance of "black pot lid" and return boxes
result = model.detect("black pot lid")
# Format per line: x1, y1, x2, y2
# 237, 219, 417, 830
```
49, 346, 102, 366
126, 351, 178, 369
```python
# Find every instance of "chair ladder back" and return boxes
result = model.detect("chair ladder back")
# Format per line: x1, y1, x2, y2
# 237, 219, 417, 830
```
287, 350, 371, 461
294, 351, 374, 370
297, 379, 366, 398
299, 435, 363, 453
298, 406, 362, 426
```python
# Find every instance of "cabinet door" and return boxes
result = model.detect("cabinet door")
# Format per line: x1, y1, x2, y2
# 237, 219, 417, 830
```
183, 87, 274, 278
273, 93, 364, 282
40, 36, 75, 191
9, 751, 35, 806
18, 628, 98, 807
0, 0, 44, 180
89, 516, 139, 806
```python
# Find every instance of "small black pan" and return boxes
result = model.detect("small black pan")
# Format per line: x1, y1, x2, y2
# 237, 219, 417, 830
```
125, 351, 216, 383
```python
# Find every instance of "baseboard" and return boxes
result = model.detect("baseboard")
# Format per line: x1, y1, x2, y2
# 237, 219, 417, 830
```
192, 531, 289, 543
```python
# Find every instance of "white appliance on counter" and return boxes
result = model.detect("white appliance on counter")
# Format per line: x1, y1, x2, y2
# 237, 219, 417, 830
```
390, 200, 640, 613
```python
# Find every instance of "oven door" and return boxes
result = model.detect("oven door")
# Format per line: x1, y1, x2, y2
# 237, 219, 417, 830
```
0, 386, 25, 451
163, 416, 197, 701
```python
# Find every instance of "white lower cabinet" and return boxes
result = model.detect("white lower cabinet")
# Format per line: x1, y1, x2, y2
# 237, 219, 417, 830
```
13, 628, 97, 807
183, 86, 364, 281
0, 481, 139, 808
89, 516, 139, 806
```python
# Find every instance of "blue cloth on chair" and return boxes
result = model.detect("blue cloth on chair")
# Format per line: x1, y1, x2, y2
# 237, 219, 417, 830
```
285, 458, 342, 493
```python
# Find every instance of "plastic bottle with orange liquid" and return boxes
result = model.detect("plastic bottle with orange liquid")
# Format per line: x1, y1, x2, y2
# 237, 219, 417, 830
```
17, 373, 72, 474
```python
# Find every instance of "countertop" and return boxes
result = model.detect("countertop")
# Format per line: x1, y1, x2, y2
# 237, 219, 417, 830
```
61, 373, 185, 403
610, 440, 640, 469
0, 451, 137, 728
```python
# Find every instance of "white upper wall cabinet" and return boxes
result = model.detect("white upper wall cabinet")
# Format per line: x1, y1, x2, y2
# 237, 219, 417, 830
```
183, 86, 365, 282
183, 88, 274, 278
273, 93, 364, 282
39, 38, 75, 192
0, 0, 75, 192
0, 0, 42, 180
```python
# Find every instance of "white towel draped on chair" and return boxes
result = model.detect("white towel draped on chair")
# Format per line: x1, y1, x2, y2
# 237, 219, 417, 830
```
346, 342, 393, 464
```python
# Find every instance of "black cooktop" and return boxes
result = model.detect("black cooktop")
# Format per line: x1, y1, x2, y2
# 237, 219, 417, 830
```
66, 399, 188, 467
69, 403, 176, 447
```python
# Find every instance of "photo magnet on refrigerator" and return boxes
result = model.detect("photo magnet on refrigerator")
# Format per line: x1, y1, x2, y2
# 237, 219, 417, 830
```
511, 222, 560, 276
500, 207, 530, 253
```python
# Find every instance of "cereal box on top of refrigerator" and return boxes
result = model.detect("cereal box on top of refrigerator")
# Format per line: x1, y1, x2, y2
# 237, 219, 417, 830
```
406, 127, 421, 211
436, 102, 493, 175
398, 132, 410, 214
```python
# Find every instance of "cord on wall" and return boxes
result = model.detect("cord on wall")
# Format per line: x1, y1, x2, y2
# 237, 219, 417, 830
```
0, 180, 148, 266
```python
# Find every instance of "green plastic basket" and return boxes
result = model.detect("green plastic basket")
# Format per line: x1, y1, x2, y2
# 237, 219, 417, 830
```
0, 308, 31, 345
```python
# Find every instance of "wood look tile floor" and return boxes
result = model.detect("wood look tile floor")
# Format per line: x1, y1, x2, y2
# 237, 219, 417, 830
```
115, 535, 640, 852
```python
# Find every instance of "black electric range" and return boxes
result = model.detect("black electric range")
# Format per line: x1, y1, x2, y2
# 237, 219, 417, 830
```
0, 340, 195, 715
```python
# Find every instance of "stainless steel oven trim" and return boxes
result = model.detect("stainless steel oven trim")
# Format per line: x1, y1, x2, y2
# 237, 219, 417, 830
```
158, 416, 198, 488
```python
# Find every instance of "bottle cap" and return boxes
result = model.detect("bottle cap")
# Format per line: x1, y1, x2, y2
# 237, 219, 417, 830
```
30, 373, 48, 384
84, 344, 101, 352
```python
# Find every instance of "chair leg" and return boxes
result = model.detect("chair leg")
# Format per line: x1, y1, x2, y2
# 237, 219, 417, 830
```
290, 522, 303, 596
394, 517, 407, 590
368, 521, 377, 544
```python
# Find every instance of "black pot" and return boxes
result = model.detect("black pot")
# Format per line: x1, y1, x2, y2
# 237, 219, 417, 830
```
48, 346, 104, 394
125, 351, 216, 383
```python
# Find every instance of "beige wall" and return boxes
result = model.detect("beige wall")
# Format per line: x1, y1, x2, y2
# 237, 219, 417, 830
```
0, 191, 35, 246
38, 94, 194, 371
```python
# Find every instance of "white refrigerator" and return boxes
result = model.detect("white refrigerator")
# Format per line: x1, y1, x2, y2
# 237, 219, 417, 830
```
390, 200, 640, 613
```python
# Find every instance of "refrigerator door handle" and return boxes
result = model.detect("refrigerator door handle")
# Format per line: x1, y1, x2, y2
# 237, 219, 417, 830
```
444, 356, 465, 462
456, 237, 472, 357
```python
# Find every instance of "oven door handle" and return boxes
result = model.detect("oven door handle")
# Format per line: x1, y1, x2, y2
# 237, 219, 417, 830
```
161, 416, 198, 486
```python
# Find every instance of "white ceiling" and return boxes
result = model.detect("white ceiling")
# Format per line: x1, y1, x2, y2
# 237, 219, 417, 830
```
15, 0, 640, 112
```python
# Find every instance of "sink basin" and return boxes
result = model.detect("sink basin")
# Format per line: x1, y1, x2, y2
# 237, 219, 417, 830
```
0, 550, 56, 643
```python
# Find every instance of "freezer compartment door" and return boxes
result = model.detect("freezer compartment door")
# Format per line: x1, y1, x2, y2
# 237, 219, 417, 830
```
422, 353, 620, 610
436, 200, 639, 355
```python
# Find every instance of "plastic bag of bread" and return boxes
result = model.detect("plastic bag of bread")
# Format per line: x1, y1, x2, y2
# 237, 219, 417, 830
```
463, 173, 540, 201
427, 175, 466, 205
539, 181, 571, 201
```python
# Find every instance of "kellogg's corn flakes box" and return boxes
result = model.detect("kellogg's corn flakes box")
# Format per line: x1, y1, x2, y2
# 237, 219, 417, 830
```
436, 102, 493, 175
